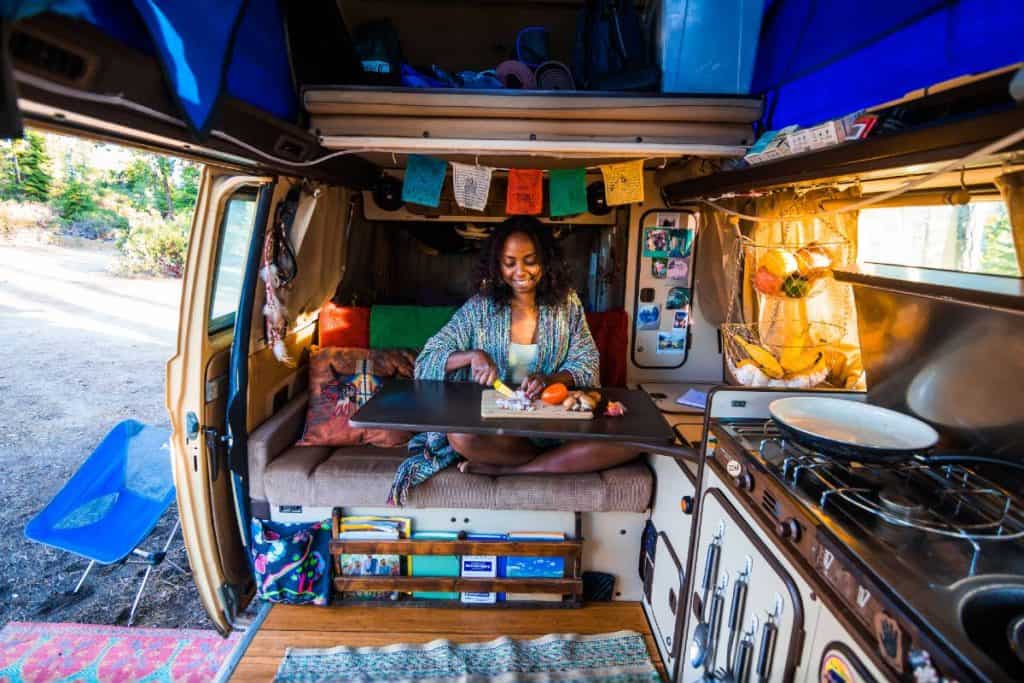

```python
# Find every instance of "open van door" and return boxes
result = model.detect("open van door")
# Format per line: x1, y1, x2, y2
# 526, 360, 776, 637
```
165, 167, 276, 633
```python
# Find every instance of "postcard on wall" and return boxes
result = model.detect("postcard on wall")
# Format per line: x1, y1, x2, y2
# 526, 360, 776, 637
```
667, 229, 694, 258
643, 228, 669, 257
673, 311, 689, 329
651, 258, 668, 279
667, 258, 689, 280
665, 287, 690, 310
637, 304, 660, 330
657, 330, 687, 353
654, 212, 680, 229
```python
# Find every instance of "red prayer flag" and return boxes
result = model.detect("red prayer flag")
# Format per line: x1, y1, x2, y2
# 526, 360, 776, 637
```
506, 169, 543, 215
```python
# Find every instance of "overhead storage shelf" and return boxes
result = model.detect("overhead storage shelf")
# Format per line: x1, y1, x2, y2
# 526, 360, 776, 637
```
304, 86, 761, 168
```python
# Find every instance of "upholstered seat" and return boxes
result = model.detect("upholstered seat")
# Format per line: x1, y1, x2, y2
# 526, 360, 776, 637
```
249, 394, 654, 513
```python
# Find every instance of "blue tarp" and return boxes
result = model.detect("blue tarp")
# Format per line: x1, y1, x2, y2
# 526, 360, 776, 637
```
2, 0, 297, 135
753, 0, 1024, 128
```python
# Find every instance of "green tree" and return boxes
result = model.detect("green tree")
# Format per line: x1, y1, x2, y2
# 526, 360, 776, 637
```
17, 132, 52, 201
174, 163, 200, 212
54, 170, 97, 220
980, 211, 1020, 276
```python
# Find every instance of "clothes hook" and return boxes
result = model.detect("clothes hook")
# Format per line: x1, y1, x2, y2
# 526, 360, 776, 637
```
391, 152, 398, 166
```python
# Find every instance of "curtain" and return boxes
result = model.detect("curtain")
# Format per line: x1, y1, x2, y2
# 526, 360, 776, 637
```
995, 170, 1024, 274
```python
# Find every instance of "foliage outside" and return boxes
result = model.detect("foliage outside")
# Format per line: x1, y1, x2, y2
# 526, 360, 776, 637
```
0, 129, 200, 276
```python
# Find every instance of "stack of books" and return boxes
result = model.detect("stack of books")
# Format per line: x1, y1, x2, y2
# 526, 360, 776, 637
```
409, 530, 461, 600
337, 515, 411, 600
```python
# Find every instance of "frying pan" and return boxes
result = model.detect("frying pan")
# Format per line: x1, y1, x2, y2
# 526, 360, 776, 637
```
768, 397, 1024, 470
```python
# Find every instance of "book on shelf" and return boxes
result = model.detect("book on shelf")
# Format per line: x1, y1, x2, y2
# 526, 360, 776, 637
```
409, 530, 460, 600
337, 515, 411, 601
461, 532, 506, 604
504, 531, 567, 603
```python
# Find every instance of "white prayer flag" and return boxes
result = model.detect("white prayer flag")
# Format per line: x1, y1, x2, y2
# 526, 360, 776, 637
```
451, 162, 494, 211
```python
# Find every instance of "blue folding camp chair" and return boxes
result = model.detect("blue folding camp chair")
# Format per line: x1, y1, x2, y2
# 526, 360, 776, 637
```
25, 419, 185, 625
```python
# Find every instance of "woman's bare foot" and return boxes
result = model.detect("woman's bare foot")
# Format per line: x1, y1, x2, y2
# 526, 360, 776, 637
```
458, 459, 508, 476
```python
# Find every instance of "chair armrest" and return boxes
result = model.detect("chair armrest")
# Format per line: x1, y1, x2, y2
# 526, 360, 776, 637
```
247, 392, 309, 503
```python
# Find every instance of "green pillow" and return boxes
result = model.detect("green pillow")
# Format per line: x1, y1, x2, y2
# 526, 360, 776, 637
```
369, 305, 457, 350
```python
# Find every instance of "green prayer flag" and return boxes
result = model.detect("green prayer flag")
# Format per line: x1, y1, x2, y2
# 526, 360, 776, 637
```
549, 168, 587, 217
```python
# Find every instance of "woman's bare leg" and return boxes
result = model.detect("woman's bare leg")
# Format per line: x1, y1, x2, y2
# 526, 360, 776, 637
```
448, 432, 538, 466
459, 441, 639, 475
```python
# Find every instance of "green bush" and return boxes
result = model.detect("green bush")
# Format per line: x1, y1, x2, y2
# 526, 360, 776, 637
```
117, 212, 190, 277
53, 176, 97, 221
61, 208, 130, 240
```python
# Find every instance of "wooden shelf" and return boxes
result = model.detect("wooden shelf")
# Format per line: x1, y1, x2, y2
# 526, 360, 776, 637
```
331, 539, 582, 558
334, 576, 582, 594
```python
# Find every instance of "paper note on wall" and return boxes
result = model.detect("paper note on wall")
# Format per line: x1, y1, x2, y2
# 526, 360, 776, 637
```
506, 169, 543, 215
451, 162, 493, 211
548, 168, 587, 217
402, 154, 447, 207
600, 160, 644, 206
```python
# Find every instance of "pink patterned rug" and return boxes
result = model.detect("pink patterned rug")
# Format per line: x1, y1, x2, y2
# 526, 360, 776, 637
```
0, 621, 239, 683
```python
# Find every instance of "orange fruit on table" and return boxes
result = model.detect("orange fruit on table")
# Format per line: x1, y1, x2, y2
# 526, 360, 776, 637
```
541, 383, 569, 405
761, 249, 799, 279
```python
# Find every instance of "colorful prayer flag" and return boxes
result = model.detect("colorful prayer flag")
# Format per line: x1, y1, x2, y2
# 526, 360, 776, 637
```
600, 159, 645, 206
506, 169, 543, 215
548, 168, 587, 217
402, 154, 446, 207
451, 162, 493, 211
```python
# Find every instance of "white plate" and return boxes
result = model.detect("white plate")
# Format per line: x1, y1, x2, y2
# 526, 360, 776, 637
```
769, 397, 939, 451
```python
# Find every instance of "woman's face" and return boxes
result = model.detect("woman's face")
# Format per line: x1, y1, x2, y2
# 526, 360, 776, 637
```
500, 231, 543, 296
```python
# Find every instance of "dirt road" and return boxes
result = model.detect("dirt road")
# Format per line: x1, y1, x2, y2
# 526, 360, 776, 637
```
0, 237, 210, 628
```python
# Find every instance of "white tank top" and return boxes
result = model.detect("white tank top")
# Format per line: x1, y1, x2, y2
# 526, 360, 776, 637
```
508, 343, 539, 385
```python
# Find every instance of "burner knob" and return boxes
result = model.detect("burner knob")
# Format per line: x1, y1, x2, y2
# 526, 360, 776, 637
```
734, 471, 755, 492
680, 496, 695, 515
775, 518, 801, 542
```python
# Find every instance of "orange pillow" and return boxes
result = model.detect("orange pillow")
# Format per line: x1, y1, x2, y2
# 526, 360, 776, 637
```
298, 347, 415, 448
319, 303, 370, 348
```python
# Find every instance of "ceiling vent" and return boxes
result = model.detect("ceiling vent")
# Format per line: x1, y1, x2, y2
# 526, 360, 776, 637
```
10, 27, 97, 87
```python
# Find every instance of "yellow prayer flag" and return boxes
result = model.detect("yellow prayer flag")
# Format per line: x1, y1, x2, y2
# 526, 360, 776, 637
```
600, 160, 645, 206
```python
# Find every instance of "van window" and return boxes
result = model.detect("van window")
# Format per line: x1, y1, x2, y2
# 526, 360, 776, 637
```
857, 200, 1019, 277
208, 188, 259, 333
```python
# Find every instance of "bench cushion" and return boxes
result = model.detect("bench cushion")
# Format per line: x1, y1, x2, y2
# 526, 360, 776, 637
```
263, 446, 653, 512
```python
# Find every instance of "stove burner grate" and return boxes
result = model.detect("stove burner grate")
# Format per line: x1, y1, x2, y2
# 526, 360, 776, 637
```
770, 439, 1024, 544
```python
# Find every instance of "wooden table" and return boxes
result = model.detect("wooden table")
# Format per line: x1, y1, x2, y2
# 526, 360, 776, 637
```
350, 380, 694, 458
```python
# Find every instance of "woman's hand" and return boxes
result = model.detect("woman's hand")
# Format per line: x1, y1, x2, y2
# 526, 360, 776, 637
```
470, 350, 499, 386
520, 373, 548, 399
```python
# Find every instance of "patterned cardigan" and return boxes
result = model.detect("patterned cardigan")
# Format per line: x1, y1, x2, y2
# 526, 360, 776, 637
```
387, 291, 600, 505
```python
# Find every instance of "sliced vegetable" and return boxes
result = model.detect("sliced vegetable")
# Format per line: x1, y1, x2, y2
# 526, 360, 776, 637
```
541, 382, 569, 405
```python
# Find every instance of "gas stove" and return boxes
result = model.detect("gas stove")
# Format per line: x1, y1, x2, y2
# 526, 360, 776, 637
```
711, 416, 1024, 681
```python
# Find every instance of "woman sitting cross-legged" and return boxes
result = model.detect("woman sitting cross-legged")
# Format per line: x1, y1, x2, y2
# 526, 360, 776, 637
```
387, 216, 639, 505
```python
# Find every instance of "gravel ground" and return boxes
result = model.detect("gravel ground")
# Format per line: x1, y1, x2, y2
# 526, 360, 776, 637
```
0, 234, 211, 629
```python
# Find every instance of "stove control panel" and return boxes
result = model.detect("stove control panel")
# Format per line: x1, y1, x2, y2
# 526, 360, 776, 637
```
710, 425, 968, 683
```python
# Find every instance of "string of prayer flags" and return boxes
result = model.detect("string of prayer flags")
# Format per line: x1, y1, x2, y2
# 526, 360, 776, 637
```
548, 167, 587, 217
451, 162, 494, 211
600, 159, 645, 206
506, 168, 543, 215
402, 154, 447, 208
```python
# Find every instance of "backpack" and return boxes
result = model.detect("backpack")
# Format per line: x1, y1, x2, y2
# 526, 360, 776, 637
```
573, 0, 659, 91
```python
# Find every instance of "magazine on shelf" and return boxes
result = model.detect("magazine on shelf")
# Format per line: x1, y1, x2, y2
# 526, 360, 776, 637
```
409, 530, 461, 600
337, 515, 412, 600
504, 531, 566, 602
461, 532, 506, 604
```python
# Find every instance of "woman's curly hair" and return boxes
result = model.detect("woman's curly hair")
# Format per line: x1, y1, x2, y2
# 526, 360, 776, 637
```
474, 216, 573, 307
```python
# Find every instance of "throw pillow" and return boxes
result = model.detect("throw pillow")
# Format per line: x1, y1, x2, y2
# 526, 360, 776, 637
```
369, 305, 457, 350
319, 303, 370, 348
251, 518, 331, 605
298, 347, 415, 447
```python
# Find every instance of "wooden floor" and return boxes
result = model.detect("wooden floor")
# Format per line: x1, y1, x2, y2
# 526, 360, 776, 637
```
232, 602, 666, 681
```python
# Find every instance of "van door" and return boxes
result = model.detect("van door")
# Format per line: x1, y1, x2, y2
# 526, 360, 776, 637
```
165, 168, 275, 633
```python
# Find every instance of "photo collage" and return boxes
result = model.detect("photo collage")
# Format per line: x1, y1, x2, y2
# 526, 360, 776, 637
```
636, 212, 694, 357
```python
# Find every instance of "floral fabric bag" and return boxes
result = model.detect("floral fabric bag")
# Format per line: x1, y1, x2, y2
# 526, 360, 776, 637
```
250, 518, 331, 606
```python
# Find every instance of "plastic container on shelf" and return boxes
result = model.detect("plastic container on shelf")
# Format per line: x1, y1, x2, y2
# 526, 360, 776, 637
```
722, 320, 845, 389
743, 238, 849, 300
659, 0, 766, 94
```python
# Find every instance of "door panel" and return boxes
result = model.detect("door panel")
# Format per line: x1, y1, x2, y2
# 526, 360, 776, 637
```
166, 169, 275, 632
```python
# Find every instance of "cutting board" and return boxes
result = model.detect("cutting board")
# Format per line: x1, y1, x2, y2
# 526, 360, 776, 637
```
480, 390, 593, 420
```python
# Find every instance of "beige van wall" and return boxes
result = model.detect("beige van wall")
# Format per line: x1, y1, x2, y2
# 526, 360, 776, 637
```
247, 184, 351, 429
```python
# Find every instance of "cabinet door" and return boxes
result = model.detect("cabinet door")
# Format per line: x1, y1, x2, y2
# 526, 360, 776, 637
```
650, 533, 686, 674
